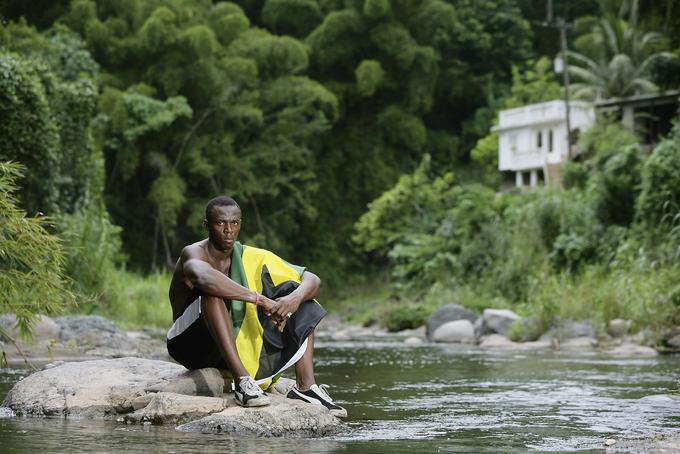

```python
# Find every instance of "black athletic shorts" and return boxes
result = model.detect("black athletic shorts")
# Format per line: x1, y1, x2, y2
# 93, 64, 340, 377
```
166, 296, 229, 370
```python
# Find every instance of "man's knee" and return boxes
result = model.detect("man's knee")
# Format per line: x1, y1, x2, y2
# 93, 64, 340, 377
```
201, 296, 230, 316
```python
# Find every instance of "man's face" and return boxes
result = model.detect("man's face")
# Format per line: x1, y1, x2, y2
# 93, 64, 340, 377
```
204, 205, 242, 252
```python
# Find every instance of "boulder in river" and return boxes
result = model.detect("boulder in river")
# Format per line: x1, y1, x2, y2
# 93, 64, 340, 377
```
432, 320, 476, 343
2, 357, 343, 435
479, 309, 521, 336
426, 304, 477, 341
607, 319, 631, 338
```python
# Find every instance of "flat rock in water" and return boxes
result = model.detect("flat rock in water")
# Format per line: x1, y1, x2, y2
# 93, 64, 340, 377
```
2, 358, 345, 436
176, 394, 342, 437
2, 357, 184, 417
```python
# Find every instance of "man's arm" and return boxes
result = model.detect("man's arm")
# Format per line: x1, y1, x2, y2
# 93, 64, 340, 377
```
181, 247, 279, 314
270, 271, 321, 321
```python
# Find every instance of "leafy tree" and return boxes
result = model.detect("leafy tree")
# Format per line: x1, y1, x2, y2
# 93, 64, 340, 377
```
50, 0, 340, 269
0, 162, 74, 336
568, 0, 675, 99
0, 22, 123, 300
636, 124, 680, 234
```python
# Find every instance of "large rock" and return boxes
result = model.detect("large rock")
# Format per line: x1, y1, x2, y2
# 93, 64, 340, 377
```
426, 304, 477, 340
480, 309, 521, 336
0, 314, 61, 342
559, 320, 597, 339
540, 319, 598, 342
662, 327, 680, 349
607, 319, 631, 338
3, 357, 184, 417
2, 358, 344, 436
54, 315, 125, 342
432, 320, 476, 343
145, 368, 225, 396
177, 395, 342, 436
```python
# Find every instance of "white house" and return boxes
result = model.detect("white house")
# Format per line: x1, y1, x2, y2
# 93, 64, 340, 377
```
495, 100, 595, 187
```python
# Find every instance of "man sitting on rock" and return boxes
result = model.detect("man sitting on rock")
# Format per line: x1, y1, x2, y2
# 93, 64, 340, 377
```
166, 196, 346, 417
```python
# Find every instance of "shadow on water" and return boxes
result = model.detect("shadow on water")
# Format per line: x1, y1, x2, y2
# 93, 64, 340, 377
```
1, 337, 679, 452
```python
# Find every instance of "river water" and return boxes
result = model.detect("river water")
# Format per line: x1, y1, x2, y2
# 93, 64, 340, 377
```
0, 336, 679, 452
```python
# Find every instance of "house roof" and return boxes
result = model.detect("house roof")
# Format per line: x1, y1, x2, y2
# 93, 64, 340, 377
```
594, 90, 680, 111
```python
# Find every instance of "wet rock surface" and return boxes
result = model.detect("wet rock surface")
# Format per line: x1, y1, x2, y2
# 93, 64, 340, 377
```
176, 394, 342, 437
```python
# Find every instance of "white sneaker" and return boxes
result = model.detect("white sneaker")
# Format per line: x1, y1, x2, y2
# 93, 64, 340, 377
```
287, 384, 347, 418
234, 377, 270, 407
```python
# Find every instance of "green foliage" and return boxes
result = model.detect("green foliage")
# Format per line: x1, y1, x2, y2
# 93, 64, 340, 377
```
384, 304, 429, 332
505, 57, 563, 108
568, 1, 676, 100
354, 155, 499, 288
576, 118, 642, 227
579, 116, 639, 162
363, 0, 391, 19
354, 155, 456, 255
562, 161, 589, 189
355, 59, 384, 96
0, 162, 74, 337
0, 52, 60, 214
60, 206, 123, 300
470, 131, 500, 185
262, 0, 323, 37
592, 143, 642, 226
98, 270, 172, 329
636, 125, 680, 236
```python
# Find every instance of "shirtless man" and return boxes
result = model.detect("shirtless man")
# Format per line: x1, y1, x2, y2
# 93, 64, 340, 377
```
166, 196, 346, 416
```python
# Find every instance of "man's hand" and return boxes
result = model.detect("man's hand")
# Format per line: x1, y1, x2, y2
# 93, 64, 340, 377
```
258, 295, 280, 318
267, 293, 302, 332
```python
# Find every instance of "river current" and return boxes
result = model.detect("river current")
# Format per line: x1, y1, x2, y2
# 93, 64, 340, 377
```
0, 336, 678, 452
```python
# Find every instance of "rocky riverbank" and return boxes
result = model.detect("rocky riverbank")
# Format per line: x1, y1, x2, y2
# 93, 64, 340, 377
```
0, 314, 169, 366
1, 307, 675, 369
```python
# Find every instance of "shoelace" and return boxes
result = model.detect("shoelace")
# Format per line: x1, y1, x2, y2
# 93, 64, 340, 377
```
240, 377, 263, 396
317, 384, 334, 402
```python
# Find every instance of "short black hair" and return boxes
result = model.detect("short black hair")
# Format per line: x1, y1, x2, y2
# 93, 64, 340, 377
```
205, 196, 240, 221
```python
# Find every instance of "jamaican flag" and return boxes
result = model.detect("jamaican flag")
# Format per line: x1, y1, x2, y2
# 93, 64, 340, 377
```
228, 242, 326, 388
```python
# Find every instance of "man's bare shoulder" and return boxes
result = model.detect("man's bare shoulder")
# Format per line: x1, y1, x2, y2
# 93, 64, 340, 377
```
180, 239, 209, 262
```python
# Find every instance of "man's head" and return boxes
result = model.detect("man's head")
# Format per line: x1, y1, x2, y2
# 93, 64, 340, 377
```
204, 196, 242, 252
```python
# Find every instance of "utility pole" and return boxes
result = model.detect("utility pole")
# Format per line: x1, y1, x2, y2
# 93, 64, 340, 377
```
558, 17, 573, 160
546, 0, 573, 160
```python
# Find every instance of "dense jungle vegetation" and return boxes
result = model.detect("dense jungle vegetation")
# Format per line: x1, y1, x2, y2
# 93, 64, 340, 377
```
1, 0, 679, 339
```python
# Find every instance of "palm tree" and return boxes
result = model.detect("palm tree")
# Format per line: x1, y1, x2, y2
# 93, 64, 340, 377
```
567, 0, 675, 100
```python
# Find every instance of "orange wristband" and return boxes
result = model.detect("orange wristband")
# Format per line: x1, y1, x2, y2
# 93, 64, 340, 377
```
254, 292, 260, 306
